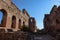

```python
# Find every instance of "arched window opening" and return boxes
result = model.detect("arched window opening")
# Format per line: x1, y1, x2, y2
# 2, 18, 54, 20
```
31, 19, 33, 22
18, 19, 21, 29
23, 21, 25, 25
0, 12, 3, 26
0, 9, 7, 27
11, 16, 16, 28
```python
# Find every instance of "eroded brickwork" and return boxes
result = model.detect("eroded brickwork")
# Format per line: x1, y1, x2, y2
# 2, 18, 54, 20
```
0, 0, 37, 32
44, 5, 60, 33
29, 17, 37, 32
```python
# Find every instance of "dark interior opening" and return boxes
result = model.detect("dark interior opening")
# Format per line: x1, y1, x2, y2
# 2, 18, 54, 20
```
11, 16, 16, 28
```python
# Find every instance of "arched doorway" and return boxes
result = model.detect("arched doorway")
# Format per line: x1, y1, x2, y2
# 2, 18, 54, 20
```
11, 16, 16, 28
0, 9, 7, 27
18, 19, 21, 29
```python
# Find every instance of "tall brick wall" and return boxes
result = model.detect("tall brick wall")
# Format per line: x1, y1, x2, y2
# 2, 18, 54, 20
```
29, 17, 37, 32
44, 5, 60, 33
0, 0, 37, 32
0, 0, 30, 31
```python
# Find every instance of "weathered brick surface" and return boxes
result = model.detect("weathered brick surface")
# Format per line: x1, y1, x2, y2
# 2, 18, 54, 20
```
29, 17, 37, 32
0, 0, 37, 32
44, 5, 60, 32
0, 31, 31, 40
0, 0, 30, 31
43, 5, 60, 40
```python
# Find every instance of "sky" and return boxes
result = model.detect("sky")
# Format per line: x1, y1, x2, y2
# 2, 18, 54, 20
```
0, 0, 60, 29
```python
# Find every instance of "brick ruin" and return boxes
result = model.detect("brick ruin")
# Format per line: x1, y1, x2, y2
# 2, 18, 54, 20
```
43, 5, 60, 34
29, 17, 37, 32
0, 0, 37, 32
1, 0, 60, 40
43, 5, 60, 40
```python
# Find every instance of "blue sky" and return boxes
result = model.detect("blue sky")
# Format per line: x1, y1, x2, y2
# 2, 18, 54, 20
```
0, 0, 60, 29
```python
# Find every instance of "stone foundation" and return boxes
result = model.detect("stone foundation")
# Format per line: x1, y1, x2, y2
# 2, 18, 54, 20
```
0, 31, 31, 40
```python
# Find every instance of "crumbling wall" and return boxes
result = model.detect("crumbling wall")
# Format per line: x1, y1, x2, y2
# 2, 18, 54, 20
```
44, 5, 60, 32
43, 5, 60, 37
29, 17, 37, 32
0, 0, 30, 31
0, 31, 31, 40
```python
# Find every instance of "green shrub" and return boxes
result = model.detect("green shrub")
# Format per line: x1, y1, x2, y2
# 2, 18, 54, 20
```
21, 25, 30, 32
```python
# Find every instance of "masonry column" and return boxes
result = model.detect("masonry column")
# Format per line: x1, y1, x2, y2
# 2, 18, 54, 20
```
15, 17, 19, 31
6, 13, 12, 29
29, 17, 37, 32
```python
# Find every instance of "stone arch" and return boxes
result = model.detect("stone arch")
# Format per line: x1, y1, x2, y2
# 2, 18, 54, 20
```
11, 16, 16, 28
18, 19, 21, 29
0, 9, 7, 27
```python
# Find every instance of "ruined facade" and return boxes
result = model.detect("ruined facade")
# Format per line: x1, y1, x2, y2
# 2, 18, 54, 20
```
44, 5, 60, 33
0, 0, 37, 32
29, 17, 37, 32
